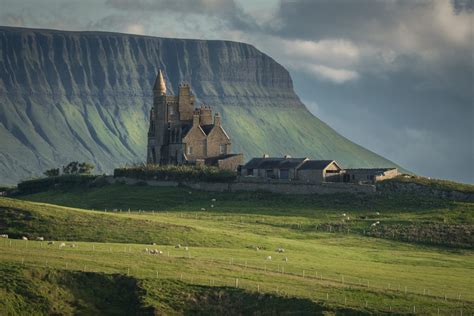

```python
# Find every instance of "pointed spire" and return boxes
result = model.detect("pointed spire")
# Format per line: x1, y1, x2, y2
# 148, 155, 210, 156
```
154, 69, 166, 95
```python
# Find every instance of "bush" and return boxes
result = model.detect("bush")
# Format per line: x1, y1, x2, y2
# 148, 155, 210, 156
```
114, 164, 236, 183
17, 175, 97, 194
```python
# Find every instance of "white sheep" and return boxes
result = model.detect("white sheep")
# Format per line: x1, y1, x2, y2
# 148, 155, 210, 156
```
59, 242, 66, 248
210, 204, 214, 208
283, 257, 288, 262
22, 236, 28, 241
342, 213, 346, 217
159, 250, 163, 255
266, 256, 272, 260
211, 198, 216, 202
70, 244, 76, 248
276, 248, 285, 253
376, 212, 380, 215
36, 237, 44, 241
175, 244, 181, 248
200, 208, 206, 211
48, 241, 55, 245
144, 248, 149, 253
185, 246, 189, 251
0, 234, 8, 239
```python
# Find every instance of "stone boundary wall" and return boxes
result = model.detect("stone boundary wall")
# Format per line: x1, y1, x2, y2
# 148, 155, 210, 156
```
107, 177, 376, 195
377, 181, 474, 201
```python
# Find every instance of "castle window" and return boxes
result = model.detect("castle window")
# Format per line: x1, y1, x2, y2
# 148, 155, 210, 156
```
187, 145, 193, 155
219, 144, 226, 154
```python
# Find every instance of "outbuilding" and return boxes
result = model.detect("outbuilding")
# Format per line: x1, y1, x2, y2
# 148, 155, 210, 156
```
342, 168, 400, 184
297, 160, 343, 183
240, 155, 308, 180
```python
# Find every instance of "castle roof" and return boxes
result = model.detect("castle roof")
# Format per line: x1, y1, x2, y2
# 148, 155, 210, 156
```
153, 69, 166, 95
200, 124, 214, 135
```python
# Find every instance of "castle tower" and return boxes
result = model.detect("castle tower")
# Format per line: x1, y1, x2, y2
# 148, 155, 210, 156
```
147, 69, 168, 164
154, 69, 166, 96
178, 83, 194, 121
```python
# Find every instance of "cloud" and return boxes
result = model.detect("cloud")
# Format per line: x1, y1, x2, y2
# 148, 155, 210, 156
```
290, 62, 359, 84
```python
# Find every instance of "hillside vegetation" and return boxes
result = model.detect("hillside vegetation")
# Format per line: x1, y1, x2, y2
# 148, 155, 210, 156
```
0, 26, 400, 185
1, 184, 473, 314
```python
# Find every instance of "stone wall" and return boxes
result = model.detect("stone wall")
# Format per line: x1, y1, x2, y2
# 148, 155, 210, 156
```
377, 181, 474, 201
108, 176, 375, 195
217, 154, 244, 171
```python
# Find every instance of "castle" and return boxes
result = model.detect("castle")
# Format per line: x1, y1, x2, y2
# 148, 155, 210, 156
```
147, 70, 243, 170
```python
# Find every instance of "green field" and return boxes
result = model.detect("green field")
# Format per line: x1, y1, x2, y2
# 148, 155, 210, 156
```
1, 184, 473, 315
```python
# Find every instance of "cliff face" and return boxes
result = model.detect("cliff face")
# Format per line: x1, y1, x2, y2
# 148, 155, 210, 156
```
0, 26, 399, 184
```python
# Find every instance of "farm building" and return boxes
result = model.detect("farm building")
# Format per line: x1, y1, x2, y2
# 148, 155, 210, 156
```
342, 168, 400, 184
297, 160, 344, 183
240, 156, 345, 183
240, 155, 308, 180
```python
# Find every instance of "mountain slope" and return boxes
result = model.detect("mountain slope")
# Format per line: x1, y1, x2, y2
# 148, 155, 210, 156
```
0, 26, 401, 184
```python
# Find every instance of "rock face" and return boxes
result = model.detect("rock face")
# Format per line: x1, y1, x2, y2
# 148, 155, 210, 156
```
0, 26, 400, 185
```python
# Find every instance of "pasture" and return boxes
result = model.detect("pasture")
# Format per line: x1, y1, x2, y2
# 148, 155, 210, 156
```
0, 184, 473, 314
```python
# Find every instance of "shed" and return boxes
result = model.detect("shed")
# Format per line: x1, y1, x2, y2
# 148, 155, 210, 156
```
240, 156, 308, 180
297, 160, 343, 183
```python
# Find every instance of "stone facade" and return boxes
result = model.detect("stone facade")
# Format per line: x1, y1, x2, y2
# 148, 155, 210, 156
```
343, 168, 400, 184
147, 70, 242, 170
240, 156, 344, 184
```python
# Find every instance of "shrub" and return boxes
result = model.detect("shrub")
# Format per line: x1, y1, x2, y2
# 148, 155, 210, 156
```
17, 175, 97, 194
114, 164, 236, 183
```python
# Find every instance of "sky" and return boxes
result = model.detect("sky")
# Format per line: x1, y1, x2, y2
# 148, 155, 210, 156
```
1, 0, 473, 183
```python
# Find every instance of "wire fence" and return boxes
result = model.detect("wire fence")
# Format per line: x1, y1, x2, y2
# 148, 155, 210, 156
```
1, 238, 471, 315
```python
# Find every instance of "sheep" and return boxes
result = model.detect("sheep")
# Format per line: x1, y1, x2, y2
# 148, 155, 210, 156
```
0, 234, 8, 239
255, 246, 260, 251
185, 246, 189, 251
188, 191, 192, 194
36, 237, 44, 241
175, 244, 181, 248
283, 257, 288, 262
152, 242, 157, 246
59, 242, 66, 248
211, 198, 216, 202
210, 204, 214, 208
48, 241, 55, 245
276, 248, 285, 253
342, 213, 346, 217
21, 236, 28, 241
200, 208, 206, 211
266, 256, 272, 260
376, 212, 380, 215
70, 244, 76, 248
144, 248, 149, 253
158, 250, 163, 255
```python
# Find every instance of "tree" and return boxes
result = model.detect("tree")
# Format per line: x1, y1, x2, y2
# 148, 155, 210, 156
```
78, 162, 94, 175
62, 161, 94, 175
63, 161, 79, 175
43, 168, 60, 177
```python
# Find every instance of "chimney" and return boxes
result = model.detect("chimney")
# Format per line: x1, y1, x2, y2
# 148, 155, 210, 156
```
214, 113, 221, 126
192, 110, 200, 126
284, 155, 292, 159
263, 154, 269, 158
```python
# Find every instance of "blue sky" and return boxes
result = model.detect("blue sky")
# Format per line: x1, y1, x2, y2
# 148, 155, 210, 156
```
1, 0, 473, 183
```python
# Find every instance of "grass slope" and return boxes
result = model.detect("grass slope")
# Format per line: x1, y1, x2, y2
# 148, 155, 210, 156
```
0, 185, 473, 314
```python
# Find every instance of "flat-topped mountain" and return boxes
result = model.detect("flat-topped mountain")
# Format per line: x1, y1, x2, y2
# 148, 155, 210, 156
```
0, 26, 400, 184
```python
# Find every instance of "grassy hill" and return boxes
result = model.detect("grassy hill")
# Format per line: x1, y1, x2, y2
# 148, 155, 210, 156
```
1, 184, 473, 314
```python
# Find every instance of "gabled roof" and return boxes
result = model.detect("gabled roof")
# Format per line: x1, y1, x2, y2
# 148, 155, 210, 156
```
200, 124, 214, 135
298, 160, 339, 170
243, 157, 307, 169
